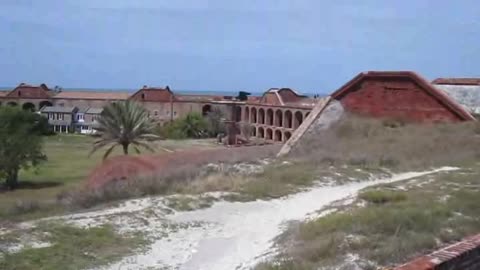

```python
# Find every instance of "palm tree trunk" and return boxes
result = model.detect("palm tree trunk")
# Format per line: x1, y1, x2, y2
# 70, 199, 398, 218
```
122, 143, 129, 155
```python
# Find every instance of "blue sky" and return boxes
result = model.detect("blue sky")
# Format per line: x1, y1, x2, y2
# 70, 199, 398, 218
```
0, 1, 479, 94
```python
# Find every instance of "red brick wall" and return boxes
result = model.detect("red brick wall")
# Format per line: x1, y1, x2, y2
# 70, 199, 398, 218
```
130, 88, 173, 102
393, 234, 480, 270
260, 92, 282, 105
278, 88, 300, 103
335, 77, 463, 122
7, 86, 50, 99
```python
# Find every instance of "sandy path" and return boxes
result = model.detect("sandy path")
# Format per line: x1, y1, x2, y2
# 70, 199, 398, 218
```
98, 167, 456, 270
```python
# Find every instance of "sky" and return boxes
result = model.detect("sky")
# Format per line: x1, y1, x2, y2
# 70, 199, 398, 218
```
0, 0, 479, 94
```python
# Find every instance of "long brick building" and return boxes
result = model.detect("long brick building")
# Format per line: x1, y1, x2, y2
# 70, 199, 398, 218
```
0, 83, 317, 141
0, 71, 477, 141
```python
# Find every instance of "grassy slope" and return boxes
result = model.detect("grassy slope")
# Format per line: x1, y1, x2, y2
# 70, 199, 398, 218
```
0, 135, 218, 220
0, 223, 146, 270
256, 164, 480, 270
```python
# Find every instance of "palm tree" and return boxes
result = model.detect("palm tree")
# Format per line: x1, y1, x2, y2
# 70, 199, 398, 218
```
90, 100, 160, 159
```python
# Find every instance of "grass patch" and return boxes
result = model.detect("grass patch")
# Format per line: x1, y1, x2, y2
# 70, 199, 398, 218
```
291, 115, 480, 171
0, 223, 146, 270
358, 190, 407, 204
0, 135, 220, 221
165, 195, 217, 211
256, 166, 480, 269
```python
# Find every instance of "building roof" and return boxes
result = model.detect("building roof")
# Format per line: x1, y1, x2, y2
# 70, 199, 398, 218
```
434, 84, 480, 114
175, 94, 225, 102
40, 106, 77, 113
85, 108, 103, 114
53, 91, 130, 100
432, 78, 480, 85
247, 87, 313, 108
331, 71, 476, 121
129, 86, 174, 102
6, 83, 52, 99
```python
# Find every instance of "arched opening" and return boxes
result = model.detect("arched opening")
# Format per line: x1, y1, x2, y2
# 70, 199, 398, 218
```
284, 131, 292, 141
7, 101, 18, 107
22, 102, 35, 112
294, 111, 304, 128
258, 108, 265, 124
274, 130, 282, 142
39, 100, 53, 109
252, 127, 257, 137
258, 127, 265, 138
266, 109, 274, 126
235, 106, 242, 122
244, 106, 250, 122
285, 110, 293, 128
266, 128, 273, 140
202, 104, 212, 116
275, 110, 283, 127
251, 108, 257, 123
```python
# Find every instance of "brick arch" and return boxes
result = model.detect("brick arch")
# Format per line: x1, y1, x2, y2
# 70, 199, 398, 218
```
251, 107, 257, 123
258, 108, 265, 124
274, 129, 282, 142
275, 109, 283, 127
258, 127, 265, 138
285, 110, 293, 128
266, 128, 273, 140
294, 111, 304, 128
245, 106, 250, 122
39, 100, 53, 109
202, 104, 212, 116
266, 109, 274, 126
7, 101, 18, 106
22, 102, 35, 112
284, 131, 292, 141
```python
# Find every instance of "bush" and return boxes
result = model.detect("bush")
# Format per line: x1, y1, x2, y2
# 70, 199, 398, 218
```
359, 190, 407, 204
158, 112, 209, 139
206, 107, 226, 136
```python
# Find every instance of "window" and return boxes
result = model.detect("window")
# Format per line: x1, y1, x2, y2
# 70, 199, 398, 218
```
77, 114, 84, 121
18, 91, 21, 97
173, 111, 177, 116
154, 110, 159, 116
141, 93, 145, 99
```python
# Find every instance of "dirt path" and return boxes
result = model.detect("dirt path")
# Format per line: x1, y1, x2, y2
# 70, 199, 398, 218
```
88, 167, 456, 270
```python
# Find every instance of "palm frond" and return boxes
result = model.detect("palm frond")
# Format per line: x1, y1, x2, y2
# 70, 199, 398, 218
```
91, 100, 161, 159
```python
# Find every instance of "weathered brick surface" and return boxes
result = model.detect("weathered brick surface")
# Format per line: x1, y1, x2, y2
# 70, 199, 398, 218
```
393, 234, 480, 270
331, 71, 475, 122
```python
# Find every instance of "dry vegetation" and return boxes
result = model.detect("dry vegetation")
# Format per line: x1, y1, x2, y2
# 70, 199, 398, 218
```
256, 166, 480, 270
256, 116, 480, 270
291, 115, 480, 170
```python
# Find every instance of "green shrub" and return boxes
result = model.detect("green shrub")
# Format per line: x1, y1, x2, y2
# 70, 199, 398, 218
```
158, 112, 209, 139
359, 190, 407, 204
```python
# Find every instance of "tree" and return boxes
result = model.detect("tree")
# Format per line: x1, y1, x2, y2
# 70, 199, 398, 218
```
0, 107, 47, 189
206, 107, 226, 136
161, 112, 209, 139
239, 122, 253, 141
181, 112, 209, 138
90, 100, 160, 159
